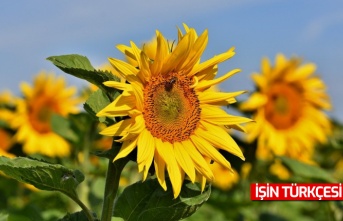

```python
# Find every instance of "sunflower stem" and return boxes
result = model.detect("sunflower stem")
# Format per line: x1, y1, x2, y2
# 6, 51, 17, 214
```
100, 143, 129, 221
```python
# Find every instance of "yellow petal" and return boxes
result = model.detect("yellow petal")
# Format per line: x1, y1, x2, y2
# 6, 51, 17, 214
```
196, 122, 245, 160
182, 29, 208, 75
137, 129, 155, 173
286, 63, 316, 82
154, 147, 167, 190
251, 73, 267, 90
195, 65, 218, 82
155, 138, 182, 198
190, 47, 235, 76
103, 81, 132, 91
116, 44, 137, 65
181, 139, 214, 181
150, 31, 169, 76
195, 69, 241, 91
240, 92, 267, 111
99, 118, 132, 136
162, 29, 194, 74
139, 52, 151, 81
261, 57, 271, 76
128, 114, 145, 134
174, 142, 196, 182
198, 90, 246, 104
201, 104, 252, 125
190, 135, 233, 171
113, 138, 138, 162
96, 94, 135, 117
20, 82, 33, 98
109, 58, 139, 79
129, 41, 142, 67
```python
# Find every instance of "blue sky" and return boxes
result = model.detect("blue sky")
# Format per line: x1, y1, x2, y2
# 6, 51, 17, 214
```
1, 0, 343, 121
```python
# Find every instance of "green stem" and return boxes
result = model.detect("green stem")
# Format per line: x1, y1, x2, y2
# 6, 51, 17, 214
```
101, 150, 129, 221
63, 190, 94, 221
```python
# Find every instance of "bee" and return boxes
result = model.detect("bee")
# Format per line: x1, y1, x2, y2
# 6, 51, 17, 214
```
165, 76, 177, 91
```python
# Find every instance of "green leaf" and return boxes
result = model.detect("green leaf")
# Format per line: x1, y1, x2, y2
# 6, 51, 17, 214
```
51, 114, 79, 143
279, 156, 336, 182
0, 156, 84, 198
0, 213, 8, 221
7, 204, 44, 221
58, 211, 98, 221
46, 54, 120, 99
113, 178, 211, 221
84, 89, 116, 125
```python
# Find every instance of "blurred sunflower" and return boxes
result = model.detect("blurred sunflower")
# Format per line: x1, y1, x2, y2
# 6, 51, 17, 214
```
240, 54, 331, 162
209, 162, 239, 190
12, 72, 80, 157
0, 91, 17, 158
97, 24, 251, 197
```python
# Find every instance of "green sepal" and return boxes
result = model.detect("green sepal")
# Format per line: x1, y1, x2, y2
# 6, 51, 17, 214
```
113, 178, 211, 221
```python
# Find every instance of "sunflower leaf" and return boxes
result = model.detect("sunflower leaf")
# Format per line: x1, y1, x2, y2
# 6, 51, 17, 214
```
279, 156, 336, 182
113, 178, 211, 221
0, 156, 84, 198
46, 54, 120, 100
84, 89, 116, 125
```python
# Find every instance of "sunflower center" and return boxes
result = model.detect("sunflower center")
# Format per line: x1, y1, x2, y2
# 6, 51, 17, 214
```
28, 97, 57, 134
264, 83, 302, 130
143, 72, 201, 143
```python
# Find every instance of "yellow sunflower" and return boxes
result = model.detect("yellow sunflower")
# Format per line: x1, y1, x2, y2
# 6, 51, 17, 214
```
240, 54, 331, 162
12, 72, 80, 157
209, 162, 239, 190
97, 24, 251, 197
0, 91, 17, 158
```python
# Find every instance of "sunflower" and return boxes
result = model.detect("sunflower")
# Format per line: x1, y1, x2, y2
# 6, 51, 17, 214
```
240, 54, 331, 162
97, 24, 251, 197
12, 72, 80, 157
209, 162, 239, 190
0, 91, 17, 158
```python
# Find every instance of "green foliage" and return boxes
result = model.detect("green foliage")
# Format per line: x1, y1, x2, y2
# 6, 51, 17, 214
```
0, 213, 8, 221
58, 211, 98, 221
46, 54, 120, 100
0, 156, 84, 198
279, 156, 336, 182
113, 178, 211, 221
51, 114, 80, 143
84, 89, 116, 125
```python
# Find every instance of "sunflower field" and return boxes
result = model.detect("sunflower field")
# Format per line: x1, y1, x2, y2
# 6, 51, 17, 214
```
0, 24, 342, 221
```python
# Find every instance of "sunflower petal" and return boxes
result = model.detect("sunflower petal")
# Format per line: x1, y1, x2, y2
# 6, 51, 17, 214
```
137, 129, 155, 175
198, 90, 246, 104
97, 94, 135, 117
240, 92, 267, 111
155, 138, 182, 198
201, 104, 252, 125
99, 118, 132, 136
113, 138, 138, 162
154, 147, 167, 190
190, 135, 233, 171
196, 122, 245, 160
174, 142, 196, 182
190, 47, 235, 76
181, 140, 214, 180
195, 69, 241, 91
